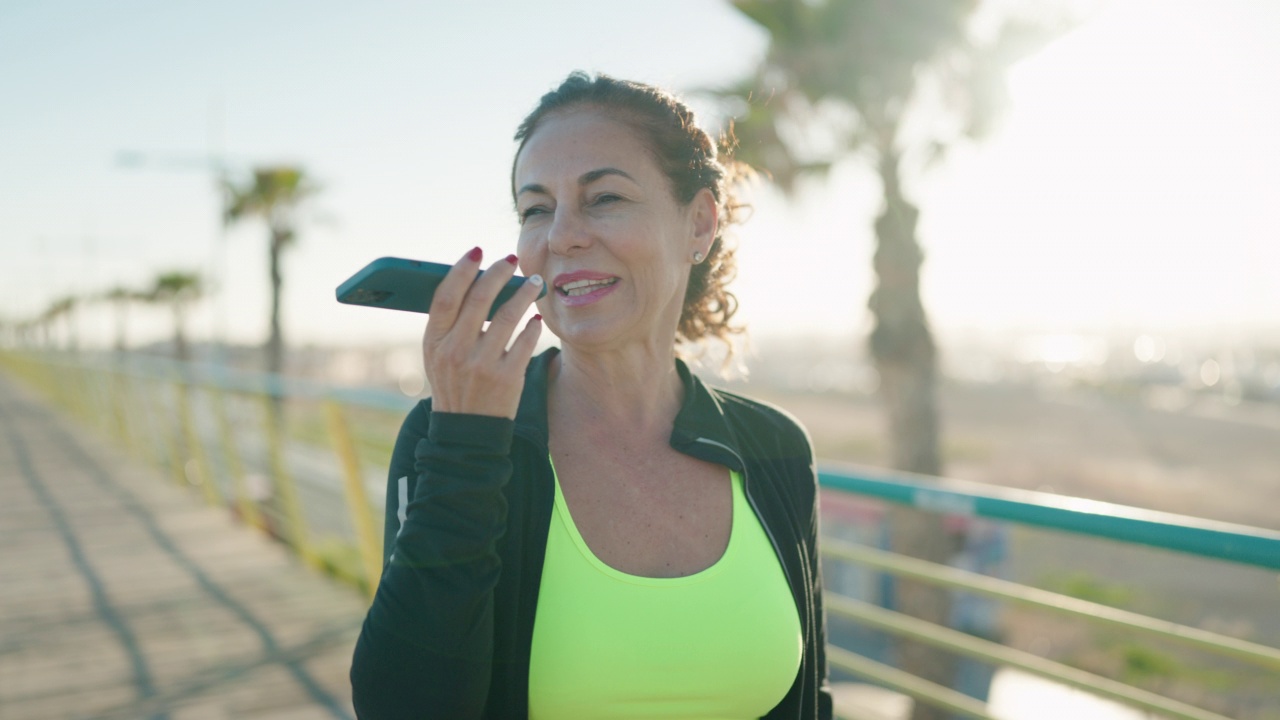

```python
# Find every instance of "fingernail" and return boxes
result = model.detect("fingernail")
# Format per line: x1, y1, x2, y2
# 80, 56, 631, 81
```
533, 314, 542, 322
529, 274, 544, 287
504, 253, 518, 265
467, 246, 482, 262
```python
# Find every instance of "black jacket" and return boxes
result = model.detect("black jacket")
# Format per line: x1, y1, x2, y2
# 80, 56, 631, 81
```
351, 348, 832, 719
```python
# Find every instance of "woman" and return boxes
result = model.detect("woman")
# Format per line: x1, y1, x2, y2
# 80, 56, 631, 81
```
351, 72, 832, 720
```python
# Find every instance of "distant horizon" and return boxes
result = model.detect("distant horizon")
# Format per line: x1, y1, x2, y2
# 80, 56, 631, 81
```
22, 318, 1279, 358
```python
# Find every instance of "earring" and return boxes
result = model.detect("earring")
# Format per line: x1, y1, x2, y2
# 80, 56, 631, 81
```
692, 251, 705, 264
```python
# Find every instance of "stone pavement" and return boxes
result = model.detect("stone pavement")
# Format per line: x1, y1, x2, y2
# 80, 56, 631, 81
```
0, 375, 367, 720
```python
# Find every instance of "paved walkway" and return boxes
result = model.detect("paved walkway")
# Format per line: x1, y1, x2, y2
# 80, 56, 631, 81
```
0, 375, 366, 720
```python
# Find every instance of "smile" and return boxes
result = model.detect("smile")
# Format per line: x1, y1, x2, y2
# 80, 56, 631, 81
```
557, 277, 619, 297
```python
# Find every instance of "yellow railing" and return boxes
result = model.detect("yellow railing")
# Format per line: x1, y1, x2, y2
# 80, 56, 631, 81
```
0, 350, 402, 600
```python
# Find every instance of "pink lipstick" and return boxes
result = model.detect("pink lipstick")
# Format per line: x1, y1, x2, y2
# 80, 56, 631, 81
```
553, 270, 620, 307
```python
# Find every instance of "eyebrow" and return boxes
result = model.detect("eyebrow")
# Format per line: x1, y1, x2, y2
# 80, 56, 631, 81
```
516, 167, 636, 197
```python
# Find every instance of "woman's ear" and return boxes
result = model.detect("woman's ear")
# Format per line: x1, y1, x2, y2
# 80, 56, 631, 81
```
689, 187, 718, 260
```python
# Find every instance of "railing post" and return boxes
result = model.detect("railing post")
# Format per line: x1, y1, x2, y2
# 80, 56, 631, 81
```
177, 379, 221, 508
107, 365, 134, 452
211, 388, 264, 532
74, 364, 101, 427
323, 398, 383, 599
161, 382, 188, 487
139, 375, 174, 479
260, 393, 317, 569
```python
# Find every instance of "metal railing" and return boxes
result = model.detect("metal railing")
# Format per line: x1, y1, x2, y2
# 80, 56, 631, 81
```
3, 349, 1277, 720
817, 467, 1280, 719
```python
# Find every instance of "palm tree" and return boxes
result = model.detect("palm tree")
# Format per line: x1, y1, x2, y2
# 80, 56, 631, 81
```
222, 166, 319, 378
102, 285, 144, 353
718, 1, 1062, 714
148, 271, 203, 362
42, 296, 79, 351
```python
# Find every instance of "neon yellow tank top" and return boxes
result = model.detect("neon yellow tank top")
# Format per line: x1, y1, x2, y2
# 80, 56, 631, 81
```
528, 462, 803, 719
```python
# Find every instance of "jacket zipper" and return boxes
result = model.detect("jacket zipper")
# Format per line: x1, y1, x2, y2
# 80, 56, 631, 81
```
692, 437, 797, 597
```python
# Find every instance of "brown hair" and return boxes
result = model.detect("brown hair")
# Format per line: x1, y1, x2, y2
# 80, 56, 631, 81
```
512, 72, 749, 349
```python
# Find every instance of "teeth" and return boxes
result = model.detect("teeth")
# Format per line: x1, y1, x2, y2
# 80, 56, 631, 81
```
559, 278, 617, 296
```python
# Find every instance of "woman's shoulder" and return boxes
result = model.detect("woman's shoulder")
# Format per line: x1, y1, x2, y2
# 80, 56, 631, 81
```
706, 385, 814, 456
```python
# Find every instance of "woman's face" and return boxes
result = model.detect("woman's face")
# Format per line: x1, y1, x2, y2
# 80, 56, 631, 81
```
514, 109, 715, 355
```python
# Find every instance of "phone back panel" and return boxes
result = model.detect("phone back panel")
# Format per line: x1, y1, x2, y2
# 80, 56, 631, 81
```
336, 257, 451, 314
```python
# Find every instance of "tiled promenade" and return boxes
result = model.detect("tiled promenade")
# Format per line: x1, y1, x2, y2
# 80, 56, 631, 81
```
0, 375, 366, 720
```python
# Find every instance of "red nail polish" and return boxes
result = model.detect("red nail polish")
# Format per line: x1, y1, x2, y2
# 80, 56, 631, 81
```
504, 254, 518, 265
533, 314, 542, 322
467, 247, 482, 262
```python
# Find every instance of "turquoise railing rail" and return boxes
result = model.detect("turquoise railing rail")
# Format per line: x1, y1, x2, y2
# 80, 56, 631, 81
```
819, 465, 1280, 571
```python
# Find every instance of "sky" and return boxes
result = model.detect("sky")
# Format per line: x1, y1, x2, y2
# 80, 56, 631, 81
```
2, 0, 1278, 354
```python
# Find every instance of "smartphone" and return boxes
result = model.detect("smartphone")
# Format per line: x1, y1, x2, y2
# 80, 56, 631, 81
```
335, 256, 545, 320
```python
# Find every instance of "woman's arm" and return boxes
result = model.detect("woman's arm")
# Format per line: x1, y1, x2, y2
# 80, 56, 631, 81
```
351, 407, 514, 718
350, 249, 544, 719
379, 401, 431, 567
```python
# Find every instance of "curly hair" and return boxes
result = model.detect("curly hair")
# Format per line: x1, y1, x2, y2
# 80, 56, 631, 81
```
511, 72, 750, 350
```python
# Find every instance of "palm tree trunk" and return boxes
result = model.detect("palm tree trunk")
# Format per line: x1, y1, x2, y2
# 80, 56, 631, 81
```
267, 231, 285, 378
173, 305, 189, 363
114, 301, 128, 353
870, 151, 941, 475
262, 230, 289, 530
868, 149, 956, 720
65, 310, 79, 353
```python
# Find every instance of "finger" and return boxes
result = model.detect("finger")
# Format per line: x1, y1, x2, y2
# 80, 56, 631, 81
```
452, 253, 520, 333
502, 312, 543, 369
476, 272, 545, 358
425, 246, 484, 341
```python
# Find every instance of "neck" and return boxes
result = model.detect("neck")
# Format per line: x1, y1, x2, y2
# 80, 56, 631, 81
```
547, 344, 684, 441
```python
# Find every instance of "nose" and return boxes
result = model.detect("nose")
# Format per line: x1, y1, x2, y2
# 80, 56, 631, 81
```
546, 206, 592, 256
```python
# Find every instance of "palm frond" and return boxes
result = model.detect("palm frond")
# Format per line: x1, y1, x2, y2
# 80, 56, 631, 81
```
148, 271, 203, 304
223, 165, 319, 226
719, 0, 1069, 185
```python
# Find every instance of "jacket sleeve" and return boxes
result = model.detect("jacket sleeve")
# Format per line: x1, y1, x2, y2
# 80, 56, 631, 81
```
378, 401, 431, 566
351, 403, 515, 719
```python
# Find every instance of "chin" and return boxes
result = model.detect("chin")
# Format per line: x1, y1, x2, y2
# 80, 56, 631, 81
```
553, 326, 617, 352
550, 316, 636, 354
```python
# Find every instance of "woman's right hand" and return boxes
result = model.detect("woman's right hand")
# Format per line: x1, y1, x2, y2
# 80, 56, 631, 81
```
422, 247, 544, 420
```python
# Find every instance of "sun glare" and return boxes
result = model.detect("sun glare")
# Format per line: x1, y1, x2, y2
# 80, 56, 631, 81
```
919, 0, 1280, 335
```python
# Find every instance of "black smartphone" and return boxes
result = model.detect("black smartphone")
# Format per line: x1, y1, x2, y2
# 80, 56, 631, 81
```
335, 256, 545, 320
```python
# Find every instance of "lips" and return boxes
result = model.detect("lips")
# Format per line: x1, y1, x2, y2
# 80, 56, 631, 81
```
552, 270, 621, 307
558, 277, 619, 296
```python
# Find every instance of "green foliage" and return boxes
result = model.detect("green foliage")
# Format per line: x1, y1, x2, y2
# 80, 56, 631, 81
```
102, 285, 147, 303
1118, 644, 1180, 682
42, 295, 78, 321
223, 165, 319, 248
716, 0, 1068, 192
148, 271, 203, 304
1047, 571, 1135, 608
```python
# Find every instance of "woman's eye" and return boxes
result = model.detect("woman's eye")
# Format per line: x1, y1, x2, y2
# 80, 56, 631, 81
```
519, 206, 548, 223
592, 193, 621, 206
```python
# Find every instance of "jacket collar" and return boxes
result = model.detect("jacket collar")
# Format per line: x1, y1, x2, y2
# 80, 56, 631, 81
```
513, 347, 744, 472
512, 348, 556, 448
